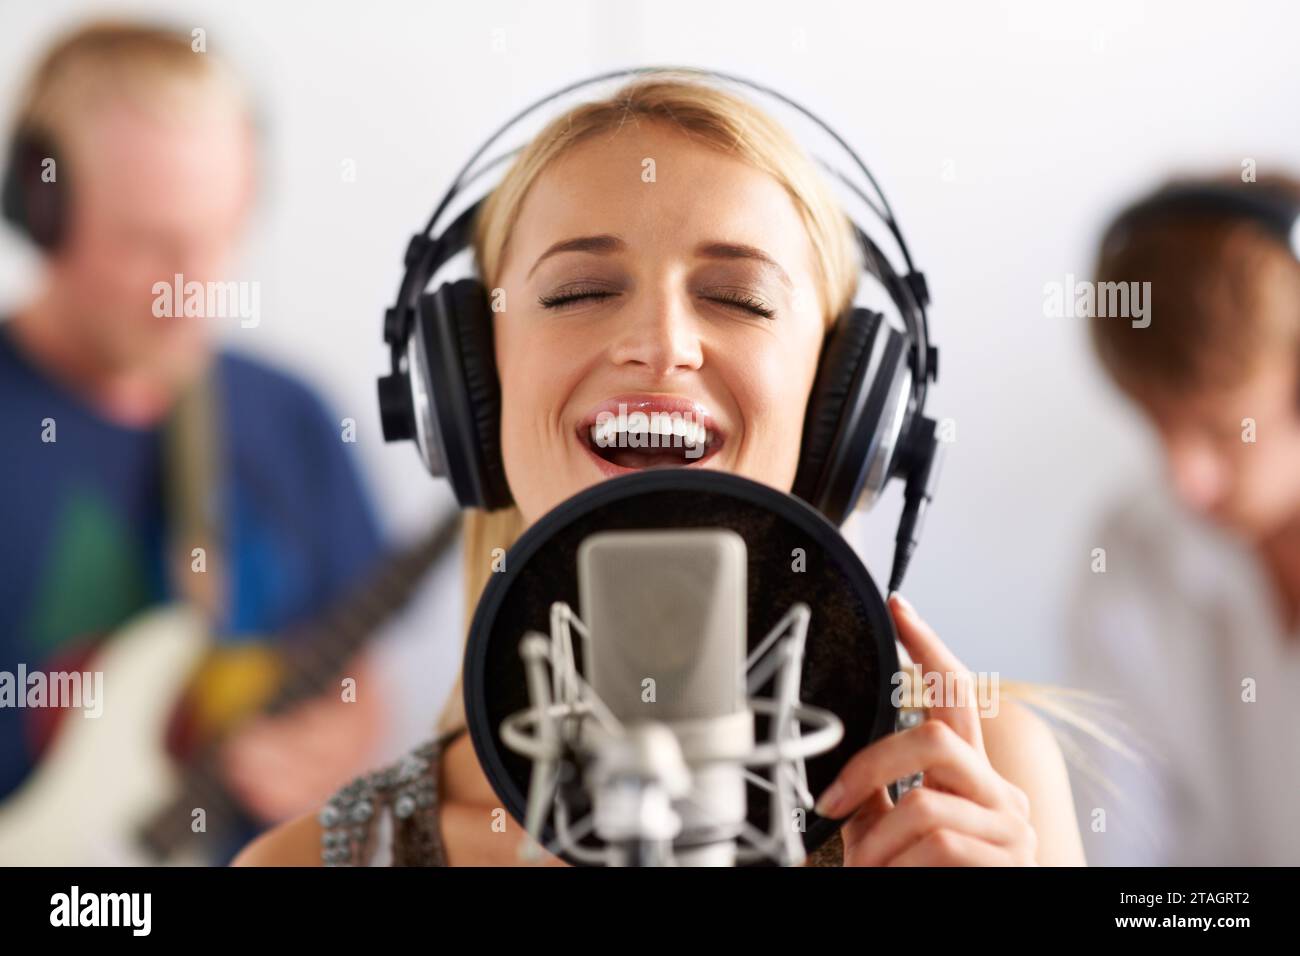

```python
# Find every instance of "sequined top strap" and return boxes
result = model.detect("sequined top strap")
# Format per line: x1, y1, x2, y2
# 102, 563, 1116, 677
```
319, 726, 466, 866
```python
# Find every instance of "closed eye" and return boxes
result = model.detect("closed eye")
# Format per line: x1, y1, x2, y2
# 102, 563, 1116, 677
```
537, 289, 619, 310
537, 288, 775, 318
704, 289, 776, 319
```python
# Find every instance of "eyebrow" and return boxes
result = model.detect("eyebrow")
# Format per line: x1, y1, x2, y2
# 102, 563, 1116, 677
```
527, 234, 627, 279
526, 234, 793, 289
694, 240, 793, 289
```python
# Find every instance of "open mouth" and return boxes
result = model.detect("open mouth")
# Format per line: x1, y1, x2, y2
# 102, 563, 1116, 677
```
576, 395, 725, 476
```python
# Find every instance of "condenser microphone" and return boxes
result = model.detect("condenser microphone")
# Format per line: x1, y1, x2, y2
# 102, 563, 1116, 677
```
463, 468, 907, 867
578, 530, 753, 865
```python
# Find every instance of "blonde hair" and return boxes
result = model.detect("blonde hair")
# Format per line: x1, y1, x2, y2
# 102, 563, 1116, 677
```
435, 72, 1131, 803
12, 20, 251, 161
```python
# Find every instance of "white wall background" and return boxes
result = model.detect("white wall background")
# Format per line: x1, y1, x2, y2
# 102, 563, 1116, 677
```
2, 0, 1297, 739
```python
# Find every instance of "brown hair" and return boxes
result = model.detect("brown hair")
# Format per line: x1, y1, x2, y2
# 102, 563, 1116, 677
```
1090, 172, 1300, 397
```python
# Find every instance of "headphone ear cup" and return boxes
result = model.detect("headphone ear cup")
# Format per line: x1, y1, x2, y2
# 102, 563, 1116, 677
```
448, 280, 511, 509
794, 308, 908, 525
413, 280, 510, 509
2, 131, 65, 251
1, 140, 25, 237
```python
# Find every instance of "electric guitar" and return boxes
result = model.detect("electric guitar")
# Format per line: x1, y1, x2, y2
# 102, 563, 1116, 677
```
0, 513, 460, 866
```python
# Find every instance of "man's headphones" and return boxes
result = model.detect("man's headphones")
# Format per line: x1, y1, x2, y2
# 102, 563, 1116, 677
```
2, 127, 68, 251
1102, 180, 1300, 265
3, 107, 263, 255
378, 67, 945, 592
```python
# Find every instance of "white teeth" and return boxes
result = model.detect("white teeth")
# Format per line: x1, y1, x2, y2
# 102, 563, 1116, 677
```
589, 410, 709, 451
591, 417, 618, 447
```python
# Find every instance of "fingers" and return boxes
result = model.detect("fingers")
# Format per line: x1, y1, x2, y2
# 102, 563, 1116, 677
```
218, 682, 383, 823
815, 719, 1009, 819
838, 785, 893, 849
827, 601, 1041, 867
219, 737, 310, 822
219, 717, 332, 822
846, 787, 1020, 866
888, 593, 984, 753
886, 828, 1010, 866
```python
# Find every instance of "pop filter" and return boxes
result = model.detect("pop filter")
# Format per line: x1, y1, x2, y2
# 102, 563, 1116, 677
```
464, 468, 899, 864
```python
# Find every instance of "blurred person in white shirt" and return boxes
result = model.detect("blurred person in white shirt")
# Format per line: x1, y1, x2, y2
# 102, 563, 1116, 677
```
1067, 173, 1300, 865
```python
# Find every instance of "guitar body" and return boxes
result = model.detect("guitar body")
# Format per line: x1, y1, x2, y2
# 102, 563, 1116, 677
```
0, 605, 210, 866
0, 514, 458, 865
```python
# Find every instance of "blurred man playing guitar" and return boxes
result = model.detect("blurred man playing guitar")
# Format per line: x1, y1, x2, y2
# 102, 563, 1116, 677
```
0, 21, 397, 864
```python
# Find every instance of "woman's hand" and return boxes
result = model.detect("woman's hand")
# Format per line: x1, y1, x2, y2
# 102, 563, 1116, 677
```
813, 593, 1039, 866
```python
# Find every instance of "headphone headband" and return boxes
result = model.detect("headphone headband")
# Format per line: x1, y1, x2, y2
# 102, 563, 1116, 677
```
1105, 181, 1300, 263
387, 65, 936, 405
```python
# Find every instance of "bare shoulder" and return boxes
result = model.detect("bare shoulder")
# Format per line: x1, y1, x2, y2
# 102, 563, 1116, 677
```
981, 696, 1060, 780
231, 811, 324, 867
980, 696, 1087, 866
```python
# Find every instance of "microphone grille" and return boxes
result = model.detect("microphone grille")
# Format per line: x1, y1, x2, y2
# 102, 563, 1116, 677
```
578, 529, 747, 723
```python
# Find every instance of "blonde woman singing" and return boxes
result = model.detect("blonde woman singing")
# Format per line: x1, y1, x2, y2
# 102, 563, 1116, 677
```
237, 70, 1088, 867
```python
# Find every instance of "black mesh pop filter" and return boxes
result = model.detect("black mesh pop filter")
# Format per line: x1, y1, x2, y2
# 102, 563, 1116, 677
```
464, 468, 899, 864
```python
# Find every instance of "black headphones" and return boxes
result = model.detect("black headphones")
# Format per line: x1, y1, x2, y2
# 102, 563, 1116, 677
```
2, 128, 68, 251
378, 67, 945, 592
1102, 179, 1300, 265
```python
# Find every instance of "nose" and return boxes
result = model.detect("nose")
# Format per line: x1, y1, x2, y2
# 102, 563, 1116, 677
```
606, 286, 704, 377
1164, 433, 1228, 515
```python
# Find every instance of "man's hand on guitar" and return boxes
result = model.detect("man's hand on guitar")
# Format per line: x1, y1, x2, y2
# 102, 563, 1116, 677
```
217, 652, 386, 824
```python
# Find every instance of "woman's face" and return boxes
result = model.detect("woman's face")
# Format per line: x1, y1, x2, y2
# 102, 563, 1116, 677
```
493, 120, 828, 526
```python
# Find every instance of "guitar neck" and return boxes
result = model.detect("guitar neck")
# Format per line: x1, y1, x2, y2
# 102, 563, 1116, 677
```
139, 511, 462, 860
269, 511, 462, 710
